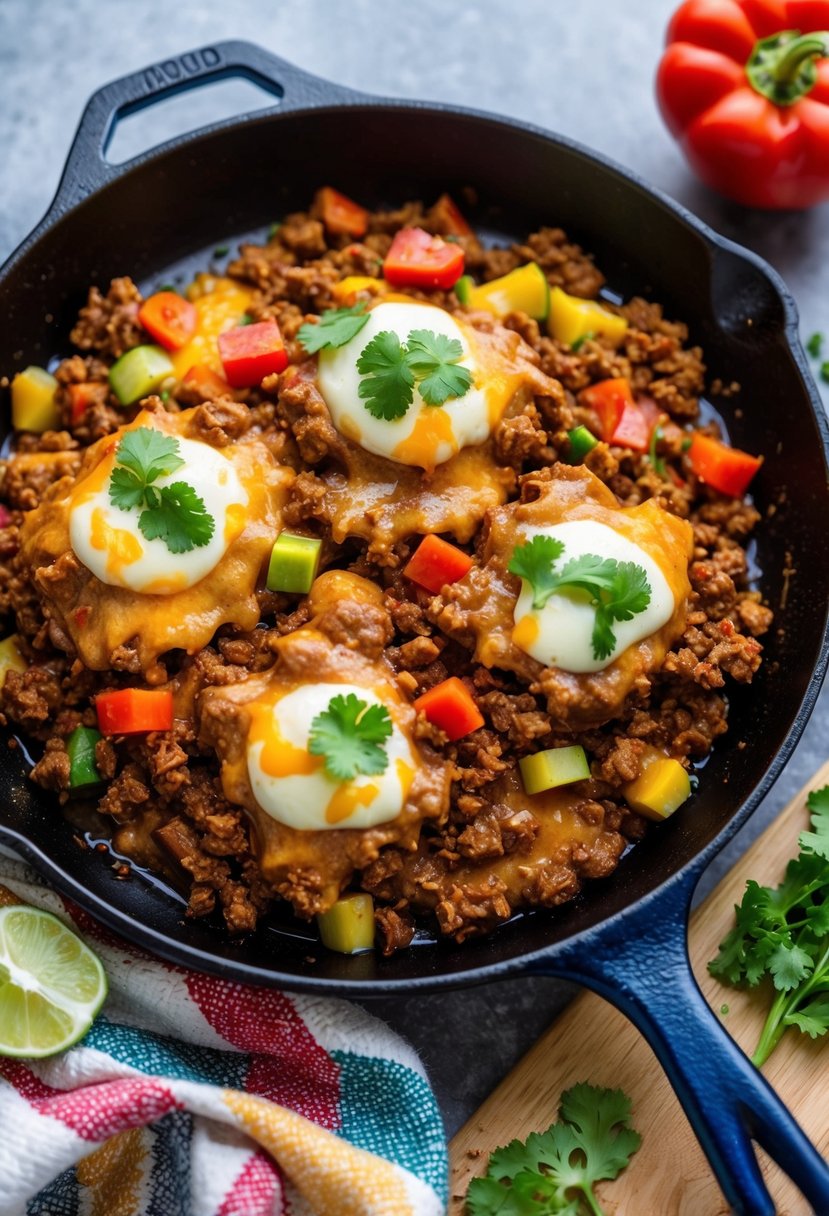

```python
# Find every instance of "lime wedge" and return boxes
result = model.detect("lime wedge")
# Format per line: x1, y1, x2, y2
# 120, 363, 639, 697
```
0, 905, 107, 1058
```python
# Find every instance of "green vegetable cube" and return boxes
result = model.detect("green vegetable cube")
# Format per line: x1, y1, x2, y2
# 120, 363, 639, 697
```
567, 425, 598, 463
317, 894, 375, 954
66, 726, 103, 790
266, 532, 321, 594
519, 745, 590, 795
109, 345, 174, 406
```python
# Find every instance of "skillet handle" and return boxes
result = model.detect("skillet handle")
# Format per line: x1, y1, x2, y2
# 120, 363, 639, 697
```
49, 40, 365, 216
533, 878, 829, 1215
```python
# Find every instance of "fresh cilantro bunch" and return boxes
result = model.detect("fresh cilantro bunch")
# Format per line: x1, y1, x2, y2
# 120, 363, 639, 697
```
109, 428, 214, 554
297, 302, 371, 354
357, 327, 473, 420
709, 784, 829, 1066
467, 1082, 641, 1216
508, 536, 651, 662
309, 693, 393, 781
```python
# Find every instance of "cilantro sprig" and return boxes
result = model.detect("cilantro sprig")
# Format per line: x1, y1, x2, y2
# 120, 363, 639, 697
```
467, 1082, 641, 1216
508, 536, 652, 662
709, 784, 829, 1065
297, 302, 371, 354
108, 427, 214, 554
309, 693, 393, 782
357, 327, 473, 420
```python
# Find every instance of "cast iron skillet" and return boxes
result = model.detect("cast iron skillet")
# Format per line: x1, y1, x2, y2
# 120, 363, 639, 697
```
1, 41, 828, 1214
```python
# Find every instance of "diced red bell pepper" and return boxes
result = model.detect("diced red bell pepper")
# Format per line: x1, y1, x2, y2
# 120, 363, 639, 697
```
315, 187, 369, 238
218, 320, 288, 387
182, 363, 233, 400
138, 291, 198, 351
431, 194, 473, 237
68, 382, 100, 425
580, 377, 654, 452
383, 228, 465, 290
413, 677, 485, 742
404, 535, 474, 594
96, 688, 173, 736
688, 432, 762, 496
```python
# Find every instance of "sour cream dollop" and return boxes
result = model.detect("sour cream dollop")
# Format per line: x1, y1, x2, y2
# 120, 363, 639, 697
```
69, 432, 248, 595
511, 520, 675, 674
246, 681, 415, 832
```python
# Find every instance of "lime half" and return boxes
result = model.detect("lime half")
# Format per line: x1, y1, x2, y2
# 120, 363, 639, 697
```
0, 905, 107, 1058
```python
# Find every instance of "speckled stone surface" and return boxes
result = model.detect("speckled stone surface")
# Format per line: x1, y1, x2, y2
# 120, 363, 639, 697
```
1, 0, 828, 1142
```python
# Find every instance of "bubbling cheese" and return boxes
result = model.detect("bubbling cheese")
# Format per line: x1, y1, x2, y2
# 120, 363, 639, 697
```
69, 432, 248, 595
246, 681, 416, 832
512, 520, 676, 674
318, 301, 511, 472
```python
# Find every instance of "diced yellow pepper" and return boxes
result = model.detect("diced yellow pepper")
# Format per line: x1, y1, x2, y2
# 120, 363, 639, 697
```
0, 635, 26, 688
519, 745, 590, 795
547, 286, 628, 348
624, 754, 691, 821
11, 367, 59, 433
331, 276, 386, 304
317, 893, 375, 954
462, 263, 550, 321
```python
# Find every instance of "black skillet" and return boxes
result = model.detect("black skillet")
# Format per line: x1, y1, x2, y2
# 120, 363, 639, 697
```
1, 41, 828, 1214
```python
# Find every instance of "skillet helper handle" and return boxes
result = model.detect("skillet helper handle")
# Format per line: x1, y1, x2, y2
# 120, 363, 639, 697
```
537, 884, 829, 1215
49, 39, 364, 215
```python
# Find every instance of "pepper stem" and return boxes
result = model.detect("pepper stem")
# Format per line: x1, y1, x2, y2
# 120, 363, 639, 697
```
746, 28, 829, 106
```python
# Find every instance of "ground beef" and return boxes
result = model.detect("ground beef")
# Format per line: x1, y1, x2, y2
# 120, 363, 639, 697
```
1, 193, 772, 952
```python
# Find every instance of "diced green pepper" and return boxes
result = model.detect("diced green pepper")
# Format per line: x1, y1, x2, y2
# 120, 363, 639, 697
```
519, 745, 590, 795
66, 726, 103, 790
317, 893, 375, 954
109, 345, 174, 406
266, 532, 322, 594
454, 275, 474, 305
566, 425, 598, 463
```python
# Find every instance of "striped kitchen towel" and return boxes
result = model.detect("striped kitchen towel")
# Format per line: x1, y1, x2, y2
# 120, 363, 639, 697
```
0, 857, 447, 1216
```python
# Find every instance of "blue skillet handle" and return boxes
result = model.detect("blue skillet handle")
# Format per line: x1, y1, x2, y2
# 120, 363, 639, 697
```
49, 40, 365, 217
531, 870, 829, 1215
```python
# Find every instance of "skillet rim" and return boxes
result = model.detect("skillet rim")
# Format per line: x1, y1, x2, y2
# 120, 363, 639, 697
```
1, 80, 828, 994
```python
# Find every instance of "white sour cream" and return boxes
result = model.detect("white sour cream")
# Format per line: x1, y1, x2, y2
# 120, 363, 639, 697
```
511, 520, 675, 673
246, 681, 416, 832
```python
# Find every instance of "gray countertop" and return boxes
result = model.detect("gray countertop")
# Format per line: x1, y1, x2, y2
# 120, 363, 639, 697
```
2, 0, 828, 1143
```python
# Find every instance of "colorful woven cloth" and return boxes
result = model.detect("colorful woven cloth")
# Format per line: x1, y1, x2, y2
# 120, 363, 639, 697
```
0, 857, 447, 1216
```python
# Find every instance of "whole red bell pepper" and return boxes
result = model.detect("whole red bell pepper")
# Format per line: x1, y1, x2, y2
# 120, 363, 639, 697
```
657, 0, 829, 208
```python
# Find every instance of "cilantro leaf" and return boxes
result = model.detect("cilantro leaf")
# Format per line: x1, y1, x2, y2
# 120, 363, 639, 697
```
109, 466, 146, 511
138, 482, 215, 554
114, 427, 185, 484
297, 302, 370, 354
467, 1083, 640, 1216
507, 535, 566, 610
357, 330, 416, 420
108, 426, 214, 555
404, 328, 472, 405
710, 782, 829, 1065
308, 693, 393, 782
800, 785, 829, 859
507, 539, 651, 661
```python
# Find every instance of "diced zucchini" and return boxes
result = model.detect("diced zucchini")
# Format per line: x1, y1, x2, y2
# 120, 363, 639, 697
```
624, 754, 691, 821
454, 275, 474, 305
109, 345, 174, 406
0, 635, 26, 688
266, 532, 322, 594
548, 286, 628, 348
317, 893, 375, 954
567, 425, 599, 462
460, 264, 550, 321
519, 745, 590, 795
11, 367, 59, 433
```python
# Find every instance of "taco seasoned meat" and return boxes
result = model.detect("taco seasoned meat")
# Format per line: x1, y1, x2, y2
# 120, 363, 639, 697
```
0, 189, 769, 953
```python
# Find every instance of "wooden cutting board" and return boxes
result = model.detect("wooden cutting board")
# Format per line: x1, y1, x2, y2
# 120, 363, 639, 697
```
449, 759, 829, 1215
